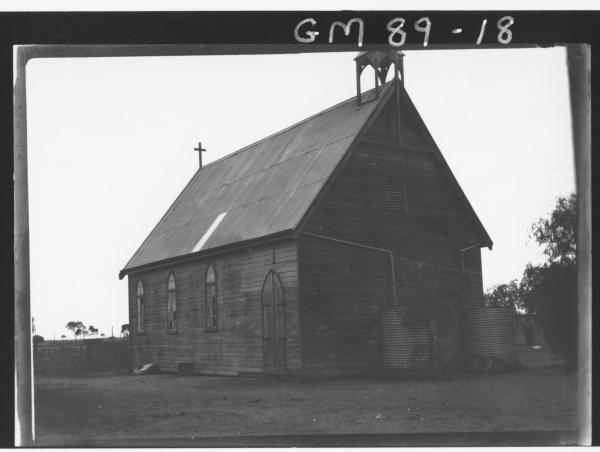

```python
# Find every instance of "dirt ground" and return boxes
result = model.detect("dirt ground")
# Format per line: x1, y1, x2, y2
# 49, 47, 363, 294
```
33, 346, 578, 446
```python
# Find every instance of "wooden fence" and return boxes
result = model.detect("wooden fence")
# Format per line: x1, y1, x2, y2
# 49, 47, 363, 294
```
34, 338, 130, 374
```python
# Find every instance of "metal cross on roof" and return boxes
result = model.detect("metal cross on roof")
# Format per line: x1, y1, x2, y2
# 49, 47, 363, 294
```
194, 142, 207, 168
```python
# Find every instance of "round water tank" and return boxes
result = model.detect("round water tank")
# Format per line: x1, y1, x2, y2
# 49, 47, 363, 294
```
463, 307, 516, 363
382, 306, 431, 370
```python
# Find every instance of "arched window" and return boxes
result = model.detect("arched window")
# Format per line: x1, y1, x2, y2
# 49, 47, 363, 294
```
136, 280, 145, 333
205, 264, 218, 331
167, 272, 177, 332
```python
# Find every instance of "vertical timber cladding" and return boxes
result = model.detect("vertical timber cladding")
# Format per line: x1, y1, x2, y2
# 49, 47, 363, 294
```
127, 240, 300, 374
298, 234, 392, 374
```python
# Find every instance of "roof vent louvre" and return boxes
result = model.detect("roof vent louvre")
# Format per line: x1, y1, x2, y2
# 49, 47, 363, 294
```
384, 180, 408, 211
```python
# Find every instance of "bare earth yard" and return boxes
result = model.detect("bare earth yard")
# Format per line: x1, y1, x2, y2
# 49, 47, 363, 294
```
34, 346, 578, 446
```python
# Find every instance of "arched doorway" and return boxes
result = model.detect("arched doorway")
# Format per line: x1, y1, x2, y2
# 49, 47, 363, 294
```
261, 270, 287, 373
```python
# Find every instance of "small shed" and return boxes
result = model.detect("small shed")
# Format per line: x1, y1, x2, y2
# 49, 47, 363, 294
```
119, 51, 492, 376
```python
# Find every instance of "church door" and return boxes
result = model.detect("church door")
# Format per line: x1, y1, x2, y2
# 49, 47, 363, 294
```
261, 270, 287, 373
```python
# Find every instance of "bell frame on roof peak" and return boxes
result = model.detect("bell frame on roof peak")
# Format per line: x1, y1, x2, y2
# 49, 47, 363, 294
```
354, 50, 405, 107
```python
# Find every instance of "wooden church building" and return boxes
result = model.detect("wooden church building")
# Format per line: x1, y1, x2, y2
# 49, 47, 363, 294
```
119, 51, 493, 376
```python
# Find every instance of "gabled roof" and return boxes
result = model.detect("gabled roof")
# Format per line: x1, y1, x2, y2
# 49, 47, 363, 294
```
120, 80, 493, 279
120, 85, 391, 277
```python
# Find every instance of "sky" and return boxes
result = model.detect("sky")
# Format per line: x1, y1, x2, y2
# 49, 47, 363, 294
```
25, 48, 575, 340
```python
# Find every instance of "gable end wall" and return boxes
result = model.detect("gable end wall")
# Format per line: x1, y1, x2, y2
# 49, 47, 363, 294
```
298, 89, 486, 372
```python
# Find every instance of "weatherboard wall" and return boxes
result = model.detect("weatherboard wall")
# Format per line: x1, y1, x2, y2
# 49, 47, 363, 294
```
127, 240, 300, 375
299, 87, 486, 371
297, 234, 391, 374
303, 86, 485, 291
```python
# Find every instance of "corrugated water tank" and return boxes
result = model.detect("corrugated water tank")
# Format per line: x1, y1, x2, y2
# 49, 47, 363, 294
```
382, 306, 431, 370
463, 307, 516, 363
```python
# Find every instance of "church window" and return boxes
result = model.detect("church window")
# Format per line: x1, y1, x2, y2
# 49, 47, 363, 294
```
205, 264, 218, 331
136, 280, 145, 334
167, 272, 177, 332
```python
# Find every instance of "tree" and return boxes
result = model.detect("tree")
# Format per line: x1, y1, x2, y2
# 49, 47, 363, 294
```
88, 325, 99, 336
484, 280, 524, 311
32, 334, 44, 355
100, 333, 105, 337
31, 318, 43, 349
121, 324, 130, 338
66, 321, 86, 340
530, 193, 576, 264
521, 193, 577, 365
60, 335, 66, 339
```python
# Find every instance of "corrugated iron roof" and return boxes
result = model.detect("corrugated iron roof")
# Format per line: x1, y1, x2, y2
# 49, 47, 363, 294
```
121, 85, 390, 274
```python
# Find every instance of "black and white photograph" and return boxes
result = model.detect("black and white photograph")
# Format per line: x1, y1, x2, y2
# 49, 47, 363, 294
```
11, 8, 593, 448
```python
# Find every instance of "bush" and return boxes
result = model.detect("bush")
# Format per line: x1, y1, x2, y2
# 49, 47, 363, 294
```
33, 335, 45, 348
484, 280, 523, 310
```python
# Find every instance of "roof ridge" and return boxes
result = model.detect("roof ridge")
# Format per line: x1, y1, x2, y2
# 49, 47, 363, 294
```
195, 83, 391, 174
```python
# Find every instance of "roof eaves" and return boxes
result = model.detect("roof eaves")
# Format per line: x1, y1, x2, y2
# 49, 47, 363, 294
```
119, 229, 295, 280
